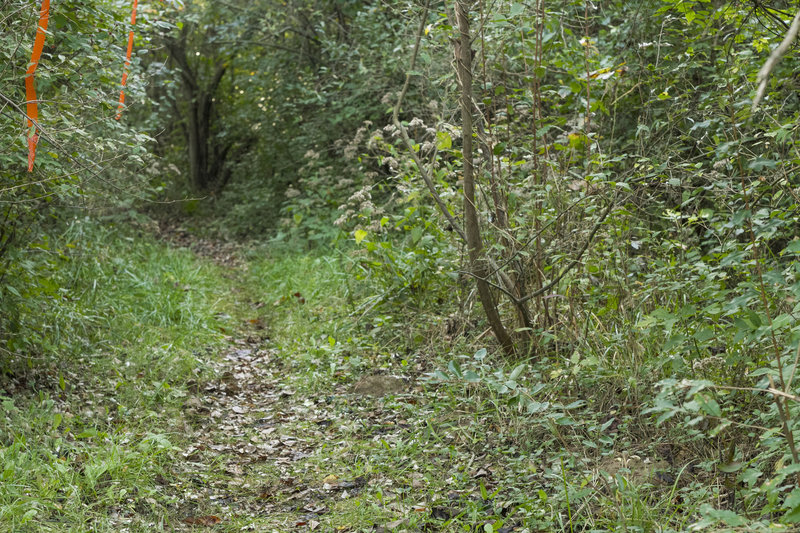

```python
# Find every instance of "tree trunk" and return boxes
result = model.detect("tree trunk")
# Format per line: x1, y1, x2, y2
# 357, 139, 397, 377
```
454, 0, 515, 356
166, 32, 231, 193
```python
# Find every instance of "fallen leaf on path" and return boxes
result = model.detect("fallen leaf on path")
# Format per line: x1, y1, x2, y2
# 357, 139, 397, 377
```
303, 503, 328, 514
182, 515, 222, 526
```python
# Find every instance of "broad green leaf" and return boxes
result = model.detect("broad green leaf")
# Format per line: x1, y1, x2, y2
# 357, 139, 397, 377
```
448, 360, 462, 379
697, 395, 721, 417
464, 370, 481, 382
784, 240, 800, 254
509, 363, 526, 380
719, 461, 743, 473
436, 131, 452, 150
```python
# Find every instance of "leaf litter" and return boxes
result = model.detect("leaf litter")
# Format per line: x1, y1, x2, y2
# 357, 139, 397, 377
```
138, 226, 670, 531
166, 321, 533, 531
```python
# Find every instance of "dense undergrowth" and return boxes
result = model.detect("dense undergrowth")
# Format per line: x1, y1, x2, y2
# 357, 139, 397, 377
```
5, 0, 800, 530
1, 210, 799, 531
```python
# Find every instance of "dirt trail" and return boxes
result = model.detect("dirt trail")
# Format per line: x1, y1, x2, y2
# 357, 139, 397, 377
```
154, 225, 420, 531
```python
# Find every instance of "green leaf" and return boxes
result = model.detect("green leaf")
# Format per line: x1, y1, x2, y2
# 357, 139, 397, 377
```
748, 158, 777, 171
749, 367, 778, 377
411, 226, 423, 244
719, 461, 743, 473
527, 401, 549, 414
783, 506, 800, 524
464, 370, 481, 382
784, 487, 800, 509
773, 314, 792, 330
20, 509, 38, 524
693, 327, 714, 342
739, 468, 762, 487
707, 508, 747, 526
663, 333, 686, 351
76, 429, 98, 439
697, 395, 721, 417
436, 131, 452, 150
509, 364, 526, 381
448, 360, 463, 379
784, 240, 800, 254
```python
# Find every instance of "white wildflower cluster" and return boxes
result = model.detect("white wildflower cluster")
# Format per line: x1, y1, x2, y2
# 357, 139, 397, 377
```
333, 182, 388, 232
367, 130, 384, 150
382, 123, 401, 138
334, 209, 354, 227
347, 186, 372, 204
443, 123, 462, 140
692, 355, 724, 372
285, 187, 301, 198
382, 157, 399, 170
381, 92, 395, 105
344, 121, 374, 161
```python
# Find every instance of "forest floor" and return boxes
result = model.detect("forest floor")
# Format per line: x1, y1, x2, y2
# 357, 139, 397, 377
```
150, 223, 545, 532
1, 219, 725, 532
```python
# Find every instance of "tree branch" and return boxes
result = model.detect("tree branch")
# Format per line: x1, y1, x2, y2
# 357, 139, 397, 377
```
752, 9, 800, 111
518, 194, 616, 304
391, 0, 468, 244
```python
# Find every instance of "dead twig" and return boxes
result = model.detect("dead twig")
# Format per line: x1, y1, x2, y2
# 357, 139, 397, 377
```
752, 9, 800, 111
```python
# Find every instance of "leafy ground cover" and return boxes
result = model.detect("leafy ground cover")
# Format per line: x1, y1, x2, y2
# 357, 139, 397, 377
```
4, 217, 786, 532
0, 218, 241, 531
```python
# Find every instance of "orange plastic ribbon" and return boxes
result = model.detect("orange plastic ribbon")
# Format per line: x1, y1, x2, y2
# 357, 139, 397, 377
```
25, 0, 50, 172
116, 0, 138, 120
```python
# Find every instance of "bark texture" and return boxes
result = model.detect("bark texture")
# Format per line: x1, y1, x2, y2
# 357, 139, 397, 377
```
454, 0, 515, 355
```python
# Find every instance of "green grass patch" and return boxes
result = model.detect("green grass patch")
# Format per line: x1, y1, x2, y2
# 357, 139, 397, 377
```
0, 216, 239, 531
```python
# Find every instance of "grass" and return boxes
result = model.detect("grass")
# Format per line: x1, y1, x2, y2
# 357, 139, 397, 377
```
1, 216, 239, 531
227, 248, 698, 531
1, 217, 792, 531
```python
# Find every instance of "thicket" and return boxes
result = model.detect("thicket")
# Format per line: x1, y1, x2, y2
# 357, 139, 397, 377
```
5, 0, 800, 527
0, 0, 161, 363
154, 0, 800, 525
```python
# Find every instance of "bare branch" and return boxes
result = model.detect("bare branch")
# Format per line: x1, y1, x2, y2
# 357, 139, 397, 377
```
391, 0, 469, 244
752, 9, 800, 111
519, 195, 616, 304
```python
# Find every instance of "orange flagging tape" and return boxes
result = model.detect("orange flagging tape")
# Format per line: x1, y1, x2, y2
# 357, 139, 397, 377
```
25, 0, 50, 172
116, 0, 138, 120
